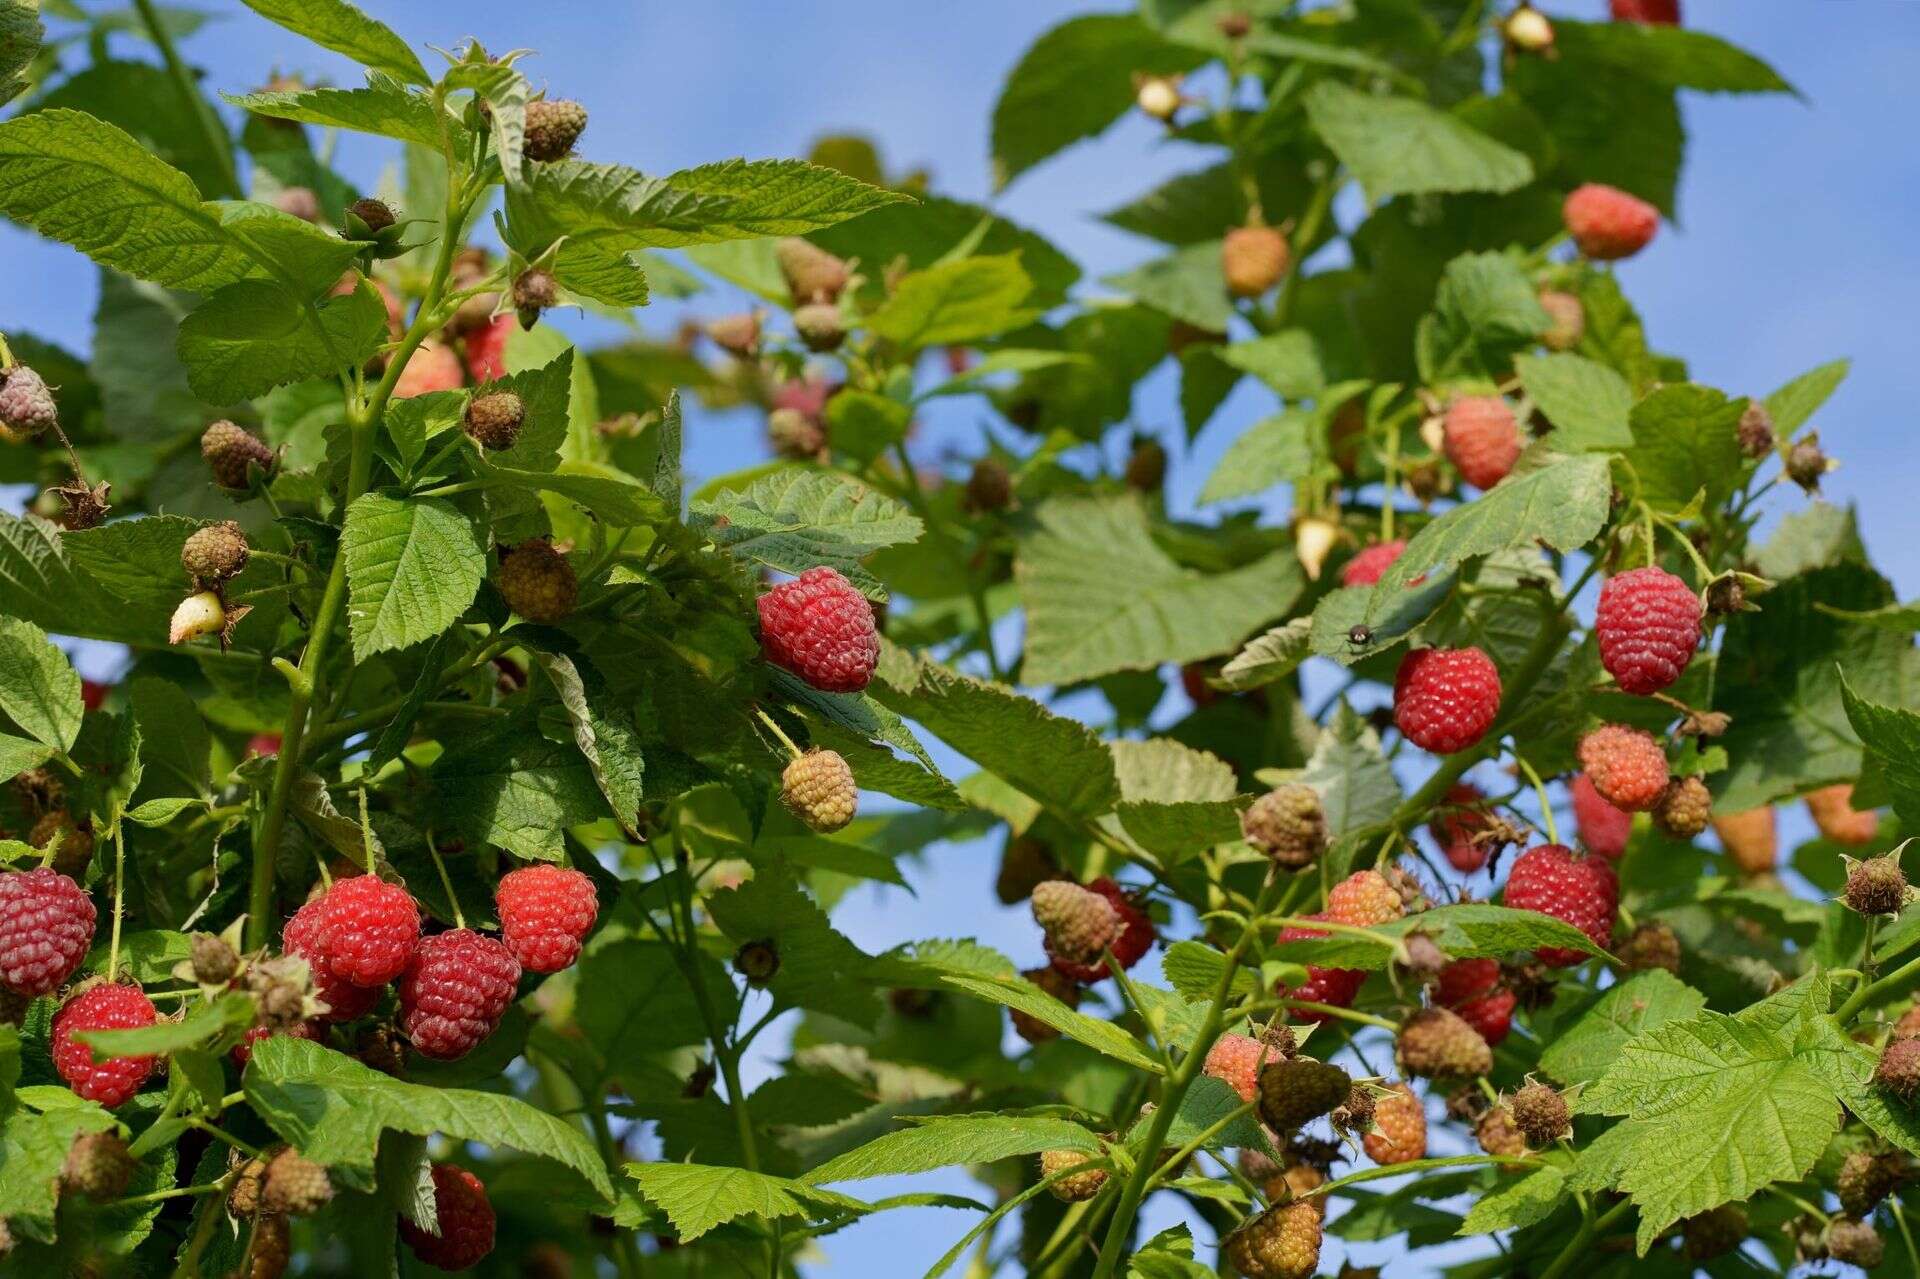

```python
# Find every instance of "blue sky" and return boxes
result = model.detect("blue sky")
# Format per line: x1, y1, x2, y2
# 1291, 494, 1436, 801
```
4, 2, 1919, 1274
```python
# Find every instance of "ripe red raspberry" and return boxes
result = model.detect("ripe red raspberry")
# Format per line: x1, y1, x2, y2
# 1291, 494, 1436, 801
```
1047, 878, 1154, 982
1394, 647, 1501, 755
1274, 914, 1365, 1022
283, 898, 382, 1023
393, 341, 465, 399
1577, 724, 1669, 812
1443, 396, 1521, 490
1611, 0, 1679, 23
316, 876, 421, 988
1224, 1200, 1322, 1279
757, 566, 879, 693
0, 867, 96, 996
1596, 566, 1700, 695
399, 1162, 496, 1270
1203, 1032, 1278, 1102
1569, 772, 1632, 859
464, 314, 513, 383
52, 983, 158, 1106
1341, 539, 1406, 588
1563, 183, 1659, 261
1504, 844, 1618, 966
231, 1019, 320, 1067
1434, 958, 1515, 1047
495, 864, 598, 973
1326, 869, 1404, 927
1429, 783, 1493, 872
1363, 1082, 1427, 1165
398, 929, 521, 1060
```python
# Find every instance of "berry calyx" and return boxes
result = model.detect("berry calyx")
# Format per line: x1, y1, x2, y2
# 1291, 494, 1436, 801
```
52, 982, 159, 1106
399, 1162, 496, 1270
315, 875, 421, 988
398, 929, 521, 1060
1595, 566, 1700, 696
1504, 844, 1618, 966
780, 748, 858, 833
495, 863, 599, 974
1577, 724, 1669, 812
495, 539, 579, 623
1222, 225, 1290, 298
201, 420, 275, 488
1443, 396, 1521, 491
181, 520, 251, 586
1394, 647, 1501, 755
1241, 783, 1326, 869
345, 197, 394, 235
1362, 1082, 1427, 1165
1395, 1007, 1493, 1080
464, 390, 525, 451
0, 866, 96, 996
1569, 772, 1632, 859
1563, 183, 1659, 261
757, 566, 879, 693
523, 99, 588, 162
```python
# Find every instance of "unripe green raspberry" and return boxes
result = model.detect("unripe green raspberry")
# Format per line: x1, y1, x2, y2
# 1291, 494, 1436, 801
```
464, 390, 525, 451
495, 539, 578, 623
1223, 1200, 1322, 1279
0, 365, 58, 439
524, 99, 588, 162
262, 1147, 333, 1216
1395, 1007, 1493, 1080
181, 521, 250, 585
781, 749, 857, 833
1241, 784, 1326, 869
1030, 880, 1121, 966
1508, 1081, 1570, 1146
1255, 1057, 1349, 1132
793, 302, 845, 353
775, 238, 850, 305
61, 1129, 134, 1200
1039, 1148, 1106, 1202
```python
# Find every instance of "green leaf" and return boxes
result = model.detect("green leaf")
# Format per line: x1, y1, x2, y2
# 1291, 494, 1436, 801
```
0, 0, 39, 106
1536, 970, 1707, 1086
0, 617, 81, 753
528, 648, 645, 839
1197, 410, 1312, 506
1513, 352, 1633, 452
990, 14, 1202, 188
1297, 703, 1400, 840
824, 391, 911, 469
1017, 495, 1305, 685
812, 193, 1080, 310
628, 1163, 869, 1243
478, 461, 665, 529
866, 255, 1036, 349
1303, 81, 1531, 204
691, 470, 921, 588
224, 75, 442, 146
1215, 618, 1313, 691
128, 677, 210, 798
1623, 384, 1746, 513
429, 717, 608, 861
1551, 18, 1794, 95
1159, 940, 1258, 1005
1112, 739, 1243, 860
1459, 1166, 1567, 1235
1219, 330, 1324, 400
1415, 251, 1551, 382
34, 59, 236, 197
940, 973, 1161, 1073
0, 1105, 116, 1242
1101, 241, 1233, 332
75, 991, 253, 1058
653, 390, 684, 511
1840, 671, 1920, 831
245, 1036, 614, 1205
1272, 904, 1603, 971
340, 494, 487, 662
235, 0, 428, 86
1764, 357, 1849, 440
177, 278, 386, 403
802, 1114, 1101, 1185
705, 861, 878, 1028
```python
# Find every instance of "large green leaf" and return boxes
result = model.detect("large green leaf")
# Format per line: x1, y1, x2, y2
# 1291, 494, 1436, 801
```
1303, 81, 1531, 203
866, 255, 1036, 349
1017, 495, 1304, 685
810, 193, 1080, 310
691, 469, 921, 591
1551, 19, 1794, 95
1537, 970, 1707, 1087
0, 0, 39, 106
1415, 251, 1551, 383
1197, 410, 1311, 506
802, 1114, 1101, 1186
33, 59, 235, 197
178, 278, 387, 403
1764, 357, 1849, 441
628, 1163, 868, 1243
245, 1037, 613, 1204
429, 717, 609, 861
706, 861, 878, 1028
939, 972, 1162, 1073
528, 648, 645, 839
224, 75, 443, 147
1513, 352, 1632, 452
1623, 384, 1746, 513
236, 0, 429, 86
340, 494, 487, 661
1840, 672, 1920, 831
1101, 241, 1233, 332
0, 617, 81, 753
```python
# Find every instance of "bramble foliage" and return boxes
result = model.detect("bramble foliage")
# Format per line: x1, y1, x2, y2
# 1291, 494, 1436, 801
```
0, 1, 1914, 1276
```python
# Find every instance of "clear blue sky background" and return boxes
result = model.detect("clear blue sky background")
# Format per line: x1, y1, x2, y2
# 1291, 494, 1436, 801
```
4, 2, 1919, 1274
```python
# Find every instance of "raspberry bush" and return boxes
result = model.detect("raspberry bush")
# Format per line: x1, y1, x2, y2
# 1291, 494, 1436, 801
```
0, 1, 1910, 1276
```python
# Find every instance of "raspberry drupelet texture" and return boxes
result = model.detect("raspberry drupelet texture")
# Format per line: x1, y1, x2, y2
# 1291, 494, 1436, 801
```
1654, 776, 1713, 840
780, 749, 858, 833
1443, 396, 1522, 491
1596, 566, 1700, 695
1039, 1148, 1107, 1202
1578, 724, 1669, 812
398, 929, 521, 1060
399, 1163, 497, 1270
1341, 539, 1406, 588
0, 365, 58, 438
757, 566, 880, 693
52, 983, 158, 1106
1569, 772, 1632, 859
1363, 1082, 1427, 1165
1394, 647, 1501, 755
1204, 1032, 1276, 1102
1224, 1200, 1322, 1279
1241, 784, 1326, 869
1504, 844, 1618, 966
1611, 0, 1679, 23
1274, 914, 1366, 1021
1563, 183, 1659, 260
1048, 878, 1154, 983
1430, 783, 1494, 872
1396, 1007, 1493, 1080
282, 898, 381, 1023
1435, 957, 1515, 1047
315, 876, 421, 988
1031, 881, 1121, 968
1256, 1057, 1350, 1132
495, 539, 578, 623
496, 864, 599, 974
201, 420, 274, 488
0, 867, 96, 996
522, 99, 588, 162
1326, 869, 1405, 927
1222, 225, 1290, 298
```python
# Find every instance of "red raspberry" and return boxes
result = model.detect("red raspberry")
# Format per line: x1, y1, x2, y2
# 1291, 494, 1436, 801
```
398, 929, 521, 1060
1429, 783, 1493, 872
1049, 878, 1154, 983
1577, 724, 1669, 812
81, 680, 110, 711
1326, 870, 1405, 927
399, 1163, 496, 1271
316, 876, 421, 987
1342, 540, 1406, 588
0, 867, 96, 996
1203, 1032, 1277, 1102
756, 566, 880, 693
52, 983, 158, 1106
1563, 183, 1659, 261
1596, 566, 1700, 696
1394, 647, 1501, 755
463, 314, 513, 384
1434, 958, 1516, 1046
1275, 914, 1366, 1022
231, 1019, 320, 1067
283, 898, 381, 1023
393, 341, 465, 398
1504, 844, 1618, 966
496, 864, 599, 973
1443, 397, 1521, 490
1611, 0, 1679, 23
1569, 772, 1632, 859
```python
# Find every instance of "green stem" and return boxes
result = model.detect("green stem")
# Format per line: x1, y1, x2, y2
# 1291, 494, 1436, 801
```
1536, 1197, 1632, 1279
108, 820, 126, 979
1513, 753, 1558, 845
131, 0, 241, 199
1140, 1101, 1256, 1196
1835, 949, 1920, 1024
